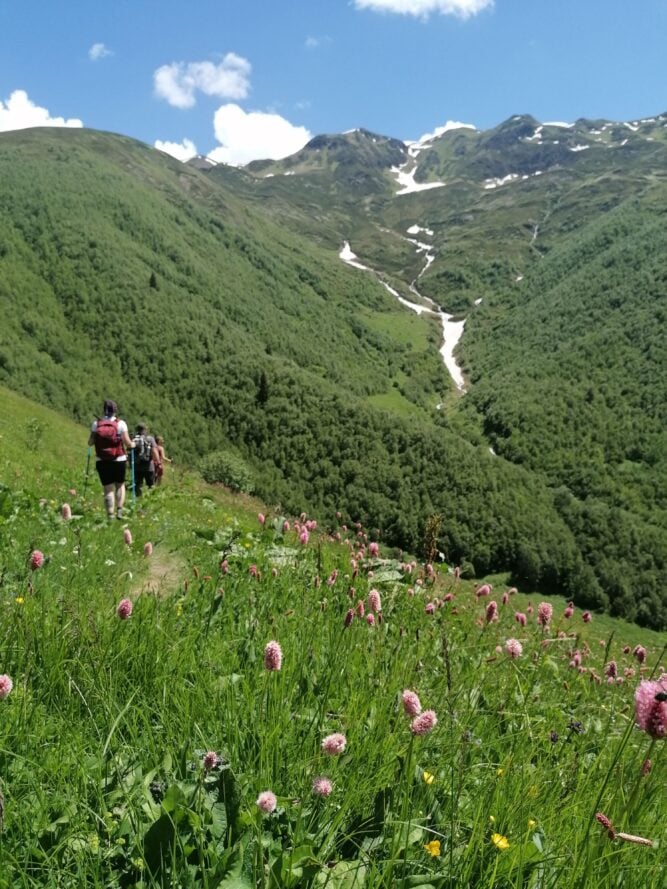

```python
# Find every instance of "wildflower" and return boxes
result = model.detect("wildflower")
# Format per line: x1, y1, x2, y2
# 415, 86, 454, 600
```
143, 542, 153, 557
256, 791, 277, 814
15, 596, 24, 605
203, 751, 220, 771
368, 589, 382, 613
595, 812, 616, 839
29, 550, 44, 570
0, 674, 13, 699
633, 645, 647, 665
491, 833, 510, 851
634, 679, 667, 739
528, 819, 537, 830
502, 592, 509, 605
485, 600, 498, 623
264, 640, 283, 672
402, 689, 422, 717
505, 638, 523, 659
366, 613, 375, 627
344, 609, 355, 628
489, 815, 496, 824
219, 559, 229, 573
257, 513, 265, 525
564, 602, 574, 619
327, 570, 338, 586
423, 839, 441, 856
282, 520, 290, 533
425, 602, 436, 615
475, 584, 491, 598
582, 611, 592, 623
514, 612, 527, 627
369, 541, 379, 557
61, 503, 72, 521
355, 599, 365, 618
496, 768, 504, 777
604, 660, 617, 680
123, 528, 133, 546
299, 528, 310, 545
312, 776, 333, 797
116, 598, 133, 620
423, 770, 435, 785
411, 710, 437, 735
537, 602, 553, 627
322, 733, 347, 755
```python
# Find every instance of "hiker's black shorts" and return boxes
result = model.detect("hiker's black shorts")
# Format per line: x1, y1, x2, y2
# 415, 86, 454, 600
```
96, 461, 127, 486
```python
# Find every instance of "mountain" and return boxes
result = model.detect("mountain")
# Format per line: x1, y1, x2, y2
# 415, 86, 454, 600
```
1, 115, 667, 627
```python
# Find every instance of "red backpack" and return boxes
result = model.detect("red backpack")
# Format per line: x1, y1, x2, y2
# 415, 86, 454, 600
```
94, 418, 125, 461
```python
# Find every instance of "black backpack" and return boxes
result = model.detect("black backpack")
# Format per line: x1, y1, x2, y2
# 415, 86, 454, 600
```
133, 434, 152, 465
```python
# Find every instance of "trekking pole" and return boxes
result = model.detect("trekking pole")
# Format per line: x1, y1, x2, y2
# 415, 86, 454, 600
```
83, 446, 92, 499
130, 448, 136, 509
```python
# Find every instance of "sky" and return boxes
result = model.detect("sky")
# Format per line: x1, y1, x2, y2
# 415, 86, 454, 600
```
1, 0, 666, 165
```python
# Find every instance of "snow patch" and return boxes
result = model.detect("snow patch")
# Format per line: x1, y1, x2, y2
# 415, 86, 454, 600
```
392, 162, 445, 195
339, 241, 369, 271
543, 121, 574, 128
624, 121, 639, 132
569, 144, 590, 152
405, 120, 476, 158
407, 224, 434, 237
474, 298, 483, 306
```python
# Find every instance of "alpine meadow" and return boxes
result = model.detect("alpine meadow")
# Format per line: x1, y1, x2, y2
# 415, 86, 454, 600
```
0, 106, 667, 888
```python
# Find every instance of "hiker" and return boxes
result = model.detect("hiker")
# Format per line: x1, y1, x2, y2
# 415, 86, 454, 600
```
154, 435, 172, 486
88, 399, 135, 520
133, 423, 160, 497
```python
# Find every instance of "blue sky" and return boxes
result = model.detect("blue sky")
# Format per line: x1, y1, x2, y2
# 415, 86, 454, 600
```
1, 0, 666, 164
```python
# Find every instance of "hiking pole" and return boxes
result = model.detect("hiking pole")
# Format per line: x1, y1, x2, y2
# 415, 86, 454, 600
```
83, 446, 92, 499
130, 447, 136, 509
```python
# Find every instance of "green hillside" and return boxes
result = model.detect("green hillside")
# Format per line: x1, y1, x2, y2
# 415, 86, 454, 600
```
1, 119, 667, 628
0, 386, 665, 887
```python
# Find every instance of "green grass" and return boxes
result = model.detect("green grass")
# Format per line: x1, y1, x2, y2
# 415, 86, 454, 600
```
0, 388, 665, 888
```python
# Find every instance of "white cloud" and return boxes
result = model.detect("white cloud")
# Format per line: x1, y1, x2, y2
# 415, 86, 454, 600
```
89, 43, 112, 61
305, 36, 320, 48
354, 0, 493, 19
154, 54, 251, 109
207, 104, 311, 166
154, 138, 198, 162
0, 90, 83, 132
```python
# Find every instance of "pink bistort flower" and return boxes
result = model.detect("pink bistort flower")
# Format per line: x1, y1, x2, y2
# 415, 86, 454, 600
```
0, 674, 13, 699
299, 528, 310, 545
366, 613, 375, 627
425, 602, 436, 615
633, 645, 647, 665
203, 751, 220, 771
485, 600, 498, 623
116, 598, 133, 620
368, 590, 382, 613
537, 602, 553, 628
582, 611, 592, 623
321, 733, 347, 755
312, 776, 333, 797
61, 503, 72, 521
402, 689, 422, 717
369, 541, 379, 558
635, 679, 667, 739
515, 611, 527, 627
256, 790, 277, 814
344, 608, 355, 628
264, 640, 283, 672
29, 550, 44, 570
143, 542, 153, 557
505, 638, 523, 659
411, 710, 438, 736
123, 528, 133, 546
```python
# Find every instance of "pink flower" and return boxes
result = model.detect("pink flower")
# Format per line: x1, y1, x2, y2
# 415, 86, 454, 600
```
485, 601, 498, 623
0, 674, 13, 699
344, 608, 355, 628
564, 602, 574, 619
299, 528, 310, 545
249, 564, 259, 578
537, 602, 553, 628
514, 612, 527, 627
116, 598, 133, 620
321, 733, 347, 755
425, 602, 436, 615
505, 638, 523, 659
123, 528, 133, 546
256, 791, 277, 814
264, 640, 283, 672
633, 645, 647, 665
443, 593, 454, 602
635, 679, 667, 738
501, 592, 509, 606
327, 570, 338, 586
366, 613, 375, 627
411, 710, 438, 736
355, 599, 365, 618
570, 650, 582, 668
220, 559, 229, 573
203, 751, 220, 771
61, 503, 72, 521
143, 542, 153, 557
604, 661, 617, 679
257, 512, 265, 525
582, 611, 592, 623
369, 542, 379, 558
282, 520, 290, 532
29, 550, 44, 570
368, 590, 382, 613
402, 689, 422, 717
313, 776, 333, 797
475, 583, 491, 598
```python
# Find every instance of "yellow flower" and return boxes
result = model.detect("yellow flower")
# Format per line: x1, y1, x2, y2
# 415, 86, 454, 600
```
423, 770, 435, 785
15, 597, 24, 605
528, 819, 537, 830
424, 840, 441, 857
496, 768, 504, 777
492, 833, 510, 851
489, 815, 496, 824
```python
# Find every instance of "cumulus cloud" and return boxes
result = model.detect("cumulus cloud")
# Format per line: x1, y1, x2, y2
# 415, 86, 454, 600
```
354, 0, 493, 18
89, 43, 112, 61
207, 104, 311, 166
154, 138, 198, 162
154, 54, 251, 109
0, 90, 83, 132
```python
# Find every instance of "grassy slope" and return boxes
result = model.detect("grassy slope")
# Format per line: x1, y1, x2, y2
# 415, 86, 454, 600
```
0, 389, 666, 888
